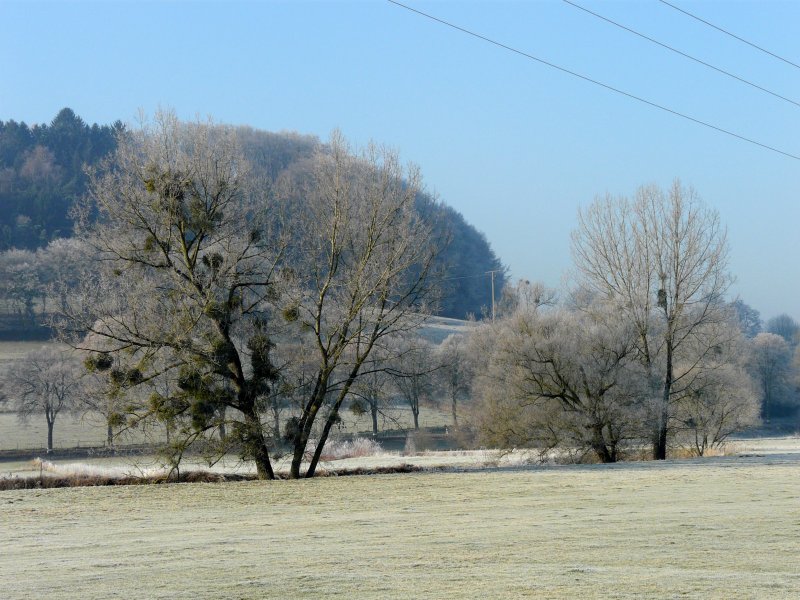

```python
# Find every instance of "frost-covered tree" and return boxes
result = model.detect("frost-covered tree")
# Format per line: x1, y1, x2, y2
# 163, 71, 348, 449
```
471, 300, 645, 463
765, 314, 799, 347
729, 298, 761, 338
66, 111, 285, 479
269, 132, 440, 478
0, 248, 42, 323
572, 181, 731, 459
749, 332, 794, 419
673, 322, 759, 455
434, 333, 471, 427
1, 347, 83, 451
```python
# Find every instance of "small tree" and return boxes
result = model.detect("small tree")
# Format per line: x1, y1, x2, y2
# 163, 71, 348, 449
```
765, 314, 799, 347
347, 361, 395, 435
674, 363, 759, 456
2, 347, 83, 451
390, 336, 435, 431
78, 336, 137, 447
749, 332, 794, 419
434, 333, 471, 427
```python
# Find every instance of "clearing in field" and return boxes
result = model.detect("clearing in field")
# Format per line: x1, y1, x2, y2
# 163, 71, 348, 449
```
1, 447, 799, 599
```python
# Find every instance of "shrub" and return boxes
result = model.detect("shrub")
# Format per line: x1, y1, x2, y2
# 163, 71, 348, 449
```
319, 437, 383, 461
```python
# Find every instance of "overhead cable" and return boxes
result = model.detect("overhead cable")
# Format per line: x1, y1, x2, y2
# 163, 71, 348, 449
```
563, 0, 800, 109
386, 0, 800, 161
657, 0, 800, 71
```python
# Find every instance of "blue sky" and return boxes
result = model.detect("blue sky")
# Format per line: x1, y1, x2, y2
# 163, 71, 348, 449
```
2, 0, 798, 321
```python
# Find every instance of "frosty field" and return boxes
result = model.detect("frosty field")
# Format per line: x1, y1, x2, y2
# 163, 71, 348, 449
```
2, 448, 799, 599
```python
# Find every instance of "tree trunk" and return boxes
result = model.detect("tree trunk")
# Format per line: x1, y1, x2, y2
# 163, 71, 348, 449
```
291, 374, 327, 479
371, 402, 378, 435
218, 406, 227, 441
47, 419, 54, 453
451, 396, 458, 427
273, 401, 281, 440
653, 405, 669, 460
106, 422, 113, 446
592, 426, 616, 463
593, 446, 615, 463
306, 408, 342, 478
653, 346, 673, 460
243, 406, 275, 480
307, 384, 356, 477
412, 404, 419, 430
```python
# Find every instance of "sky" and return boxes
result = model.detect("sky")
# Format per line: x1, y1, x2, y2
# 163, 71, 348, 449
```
1, 0, 798, 322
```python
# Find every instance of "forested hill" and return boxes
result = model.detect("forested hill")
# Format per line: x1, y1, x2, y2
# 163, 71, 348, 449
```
0, 109, 505, 319
0, 108, 122, 249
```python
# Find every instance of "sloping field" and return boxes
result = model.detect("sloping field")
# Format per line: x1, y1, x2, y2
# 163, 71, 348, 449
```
2, 452, 799, 599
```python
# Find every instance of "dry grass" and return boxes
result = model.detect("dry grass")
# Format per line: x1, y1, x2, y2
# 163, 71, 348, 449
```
1, 450, 799, 599
318, 437, 384, 461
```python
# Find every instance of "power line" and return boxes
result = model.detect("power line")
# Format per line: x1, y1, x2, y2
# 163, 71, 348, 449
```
563, 0, 800, 109
386, 0, 800, 161
439, 273, 487, 282
657, 0, 800, 71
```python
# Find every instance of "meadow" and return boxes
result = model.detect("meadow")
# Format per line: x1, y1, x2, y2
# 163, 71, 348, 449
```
0, 405, 454, 456
0, 341, 455, 453
1, 441, 799, 599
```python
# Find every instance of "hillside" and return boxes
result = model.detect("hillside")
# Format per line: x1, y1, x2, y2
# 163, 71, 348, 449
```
0, 109, 505, 320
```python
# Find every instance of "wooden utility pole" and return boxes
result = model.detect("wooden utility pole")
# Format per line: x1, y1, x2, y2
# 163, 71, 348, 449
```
487, 270, 501, 321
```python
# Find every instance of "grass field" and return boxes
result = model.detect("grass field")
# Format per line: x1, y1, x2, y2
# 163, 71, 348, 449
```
0, 341, 455, 451
1, 442, 799, 599
0, 405, 453, 454
0, 341, 57, 367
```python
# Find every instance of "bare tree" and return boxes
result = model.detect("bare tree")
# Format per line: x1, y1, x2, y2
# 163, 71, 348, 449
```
572, 181, 731, 459
674, 363, 758, 456
65, 111, 285, 479
471, 300, 644, 463
347, 359, 395, 435
668, 318, 759, 455
749, 332, 793, 419
389, 336, 436, 431
765, 314, 799, 347
278, 132, 440, 478
2, 347, 83, 451
434, 333, 471, 427
729, 298, 761, 338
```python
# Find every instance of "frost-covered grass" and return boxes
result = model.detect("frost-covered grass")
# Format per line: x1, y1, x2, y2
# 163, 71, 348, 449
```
4, 436, 800, 480
1, 451, 799, 599
0, 404, 454, 452
0, 446, 522, 481
0, 411, 162, 450
0, 341, 55, 362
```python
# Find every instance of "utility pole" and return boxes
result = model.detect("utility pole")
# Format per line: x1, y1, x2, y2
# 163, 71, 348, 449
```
486, 270, 501, 322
